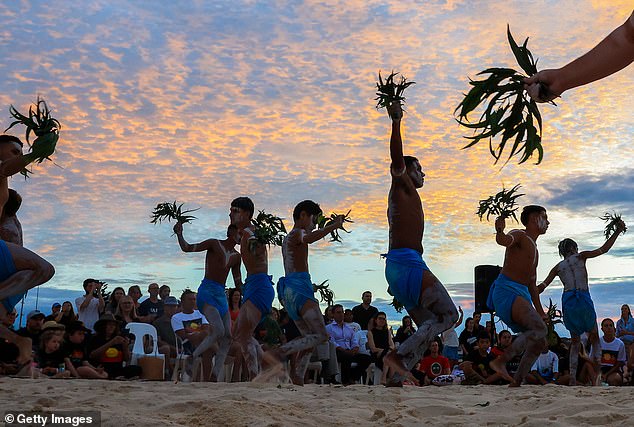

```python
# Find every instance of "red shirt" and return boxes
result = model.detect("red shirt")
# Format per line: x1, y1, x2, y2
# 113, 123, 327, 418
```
418, 354, 451, 379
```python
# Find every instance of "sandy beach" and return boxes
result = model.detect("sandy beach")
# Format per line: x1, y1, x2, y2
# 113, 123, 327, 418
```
0, 378, 631, 426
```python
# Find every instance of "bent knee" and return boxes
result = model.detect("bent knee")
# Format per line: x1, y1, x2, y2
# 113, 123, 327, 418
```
37, 261, 55, 282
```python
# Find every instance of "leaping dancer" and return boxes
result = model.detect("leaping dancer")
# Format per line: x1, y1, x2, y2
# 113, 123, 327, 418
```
173, 220, 242, 381
381, 100, 458, 385
538, 217, 626, 385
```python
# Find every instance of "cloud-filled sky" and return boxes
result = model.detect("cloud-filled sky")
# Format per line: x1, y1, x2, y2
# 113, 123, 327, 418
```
1, 1, 632, 329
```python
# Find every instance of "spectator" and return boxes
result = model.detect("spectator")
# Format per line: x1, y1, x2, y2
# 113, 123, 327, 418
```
127, 285, 143, 310
75, 278, 105, 332
159, 285, 171, 303
0, 309, 21, 374
45, 302, 61, 321
485, 320, 497, 346
458, 317, 478, 356
114, 295, 139, 329
326, 304, 371, 385
490, 330, 520, 379
323, 305, 334, 325
17, 309, 45, 351
598, 318, 626, 386
616, 304, 634, 347
351, 291, 379, 330
89, 313, 141, 379
171, 290, 212, 380
48, 301, 77, 328
227, 287, 242, 326
415, 340, 451, 385
472, 312, 483, 333
526, 347, 566, 385
368, 312, 395, 384
460, 331, 507, 385
138, 282, 164, 323
153, 296, 180, 375
63, 320, 107, 379
5, 307, 17, 331
394, 315, 416, 346
441, 306, 463, 366
344, 309, 361, 333
36, 324, 71, 378
104, 287, 125, 315
255, 307, 285, 351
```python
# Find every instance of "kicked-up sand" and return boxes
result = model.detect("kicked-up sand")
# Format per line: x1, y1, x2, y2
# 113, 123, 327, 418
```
0, 378, 631, 426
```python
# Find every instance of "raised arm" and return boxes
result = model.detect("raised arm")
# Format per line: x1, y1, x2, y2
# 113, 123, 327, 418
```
494, 216, 516, 247
537, 265, 559, 294
173, 222, 214, 253
0, 151, 39, 178
525, 11, 634, 102
454, 306, 464, 328
302, 216, 345, 244
387, 103, 405, 172
580, 219, 626, 260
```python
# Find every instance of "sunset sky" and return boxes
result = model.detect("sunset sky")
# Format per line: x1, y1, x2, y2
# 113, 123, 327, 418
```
1, 1, 632, 330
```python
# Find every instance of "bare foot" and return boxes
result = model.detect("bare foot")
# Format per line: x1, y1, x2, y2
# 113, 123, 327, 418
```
383, 350, 419, 386
489, 356, 514, 383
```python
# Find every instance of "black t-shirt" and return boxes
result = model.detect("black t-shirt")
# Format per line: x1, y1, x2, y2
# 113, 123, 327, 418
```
36, 348, 66, 370
459, 329, 478, 354
394, 326, 415, 344
64, 341, 89, 368
138, 299, 164, 318
351, 305, 378, 331
0, 339, 19, 363
466, 349, 495, 376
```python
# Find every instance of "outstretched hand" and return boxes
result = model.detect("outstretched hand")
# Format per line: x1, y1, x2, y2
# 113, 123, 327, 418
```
616, 219, 627, 233
495, 216, 506, 234
523, 71, 561, 103
332, 215, 346, 229
387, 102, 403, 121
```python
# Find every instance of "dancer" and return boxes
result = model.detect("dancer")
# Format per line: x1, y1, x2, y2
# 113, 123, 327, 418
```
270, 200, 344, 385
538, 218, 626, 385
0, 135, 55, 365
487, 206, 550, 386
381, 102, 458, 385
230, 197, 275, 380
525, 11, 634, 102
173, 220, 242, 381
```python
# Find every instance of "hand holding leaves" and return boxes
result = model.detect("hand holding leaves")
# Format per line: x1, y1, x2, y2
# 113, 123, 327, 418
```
151, 201, 198, 224
313, 280, 335, 307
600, 212, 627, 239
316, 210, 353, 242
375, 71, 415, 119
251, 210, 287, 248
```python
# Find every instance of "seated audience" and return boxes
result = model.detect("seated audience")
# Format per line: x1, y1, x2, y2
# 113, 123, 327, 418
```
526, 347, 568, 385
394, 315, 416, 346
63, 321, 108, 379
89, 313, 141, 379
138, 282, 164, 323
415, 340, 451, 385
367, 311, 395, 383
326, 304, 371, 385
599, 318, 626, 386
460, 330, 508, 385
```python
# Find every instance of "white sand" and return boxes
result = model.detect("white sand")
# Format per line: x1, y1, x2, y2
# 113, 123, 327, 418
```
0, 378, 631, 426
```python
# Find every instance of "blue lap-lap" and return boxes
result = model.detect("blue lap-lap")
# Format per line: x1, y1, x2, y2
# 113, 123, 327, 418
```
243, 273, 275, 319
196, 278, 229, 318
562, 289, 597, 336
487, 274, 531, 333
383, 248, 429, 312
0, 240, 21, 312
277, 272, 318, 321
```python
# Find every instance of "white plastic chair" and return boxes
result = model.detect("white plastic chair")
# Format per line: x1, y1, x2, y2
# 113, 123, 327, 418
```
126, 322, 165, 379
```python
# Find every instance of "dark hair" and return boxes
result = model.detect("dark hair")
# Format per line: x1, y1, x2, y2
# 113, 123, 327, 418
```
159, 284, 170, 294
498, 329, 512, 339
601, 318, 614, 327
362, 291, 372, 297
332, 304, 343, 312
293, 200, 322, 221
181, 288, 195, 300
82, 278, 99, 292
226, 224, 238, 238
231, 197, 254, 218
477, 330, 491, 341
403, 155, 418, 169
61, 301, 76, 320
344, 308, 352, 314
128, 285, 142, 296
3, 189, 22, 217
228, 287, 242, 310
520, 205, 546, 226
558, 238, 578, 258
622, 304, 632, 320
0, 135, 23, 147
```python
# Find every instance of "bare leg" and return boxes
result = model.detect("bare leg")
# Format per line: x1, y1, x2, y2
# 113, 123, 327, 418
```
233, 300, 264, 380
489, 296, 547, 387
386, 271, 457, 383
0, 242, 54, 301
587, 327, 602, 386
194, 305, 231, 382
569, 335, 580, 386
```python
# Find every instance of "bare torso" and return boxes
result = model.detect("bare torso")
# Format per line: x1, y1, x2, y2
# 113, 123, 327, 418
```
0, 179, 8, 219
282, 228, 308, 274
557, 255, 589, 292
501, 230, 539, 287
204, 239, 240, 284
240, 226, 268, 275
0, 216, 22, 246
388, 173, 424, 253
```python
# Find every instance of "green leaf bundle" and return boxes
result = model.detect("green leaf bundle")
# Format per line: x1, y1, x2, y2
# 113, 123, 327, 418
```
375, 71, 415, 111
5, 97, 61, 177
150, 201, 198, 224
313, 280, 335, 307
599, 212, 627, 239
316, 210, 353, 243
250, 210, 287, 249
455, 26, 555, 165
476, 184, 524, 222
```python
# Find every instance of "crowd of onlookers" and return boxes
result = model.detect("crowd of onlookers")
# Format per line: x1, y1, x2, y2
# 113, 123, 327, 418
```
2, 279, 634, 387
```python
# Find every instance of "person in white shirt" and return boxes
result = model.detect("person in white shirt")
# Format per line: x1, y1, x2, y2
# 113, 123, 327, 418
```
75, 278, 105, 332
326, 304, 371, 384
344, 309, 361, 334
442, 306, 463, 366
171, 290, 211, 381
527, 348, 564, 385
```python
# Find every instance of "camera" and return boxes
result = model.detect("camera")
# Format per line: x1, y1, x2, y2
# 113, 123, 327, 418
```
92, 289, 99, 297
